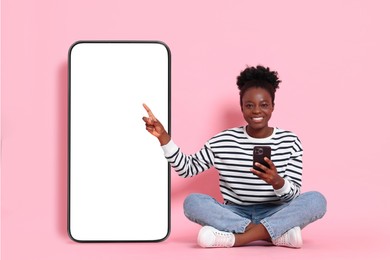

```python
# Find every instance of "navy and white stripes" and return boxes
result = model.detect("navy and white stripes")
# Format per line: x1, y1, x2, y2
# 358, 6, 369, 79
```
162, 127, 303, 205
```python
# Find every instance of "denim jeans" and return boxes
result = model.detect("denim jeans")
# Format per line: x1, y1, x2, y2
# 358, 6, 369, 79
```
183, 191, 327, 240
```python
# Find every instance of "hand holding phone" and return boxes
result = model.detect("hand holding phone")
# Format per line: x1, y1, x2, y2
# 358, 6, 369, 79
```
253, 146, 271, 173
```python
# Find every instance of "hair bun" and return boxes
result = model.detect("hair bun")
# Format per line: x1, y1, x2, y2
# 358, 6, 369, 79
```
236, 65, 281, 90
236, 65, 281, 105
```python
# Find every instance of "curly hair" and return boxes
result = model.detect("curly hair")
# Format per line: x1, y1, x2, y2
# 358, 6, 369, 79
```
236, 65, 281, 106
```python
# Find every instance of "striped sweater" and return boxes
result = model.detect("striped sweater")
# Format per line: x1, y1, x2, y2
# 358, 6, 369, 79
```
162, 127, 303, 205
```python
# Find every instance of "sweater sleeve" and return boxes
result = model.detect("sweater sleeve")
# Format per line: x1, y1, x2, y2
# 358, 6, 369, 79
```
275, 137, 303, 202
161, 140, 214, 178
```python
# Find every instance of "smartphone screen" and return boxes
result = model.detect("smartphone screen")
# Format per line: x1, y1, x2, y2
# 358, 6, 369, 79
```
68, 41, 170, 242
253, 146, 271, 172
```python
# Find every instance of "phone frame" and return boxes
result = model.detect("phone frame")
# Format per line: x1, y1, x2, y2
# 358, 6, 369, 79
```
67, 40, 171, 242
253, 146, 271, 172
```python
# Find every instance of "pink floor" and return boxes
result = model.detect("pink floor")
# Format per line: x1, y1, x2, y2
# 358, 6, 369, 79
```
2, 190, 389, 260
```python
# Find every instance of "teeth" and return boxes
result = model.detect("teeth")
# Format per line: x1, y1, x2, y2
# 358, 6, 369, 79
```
252, 117, 263, 122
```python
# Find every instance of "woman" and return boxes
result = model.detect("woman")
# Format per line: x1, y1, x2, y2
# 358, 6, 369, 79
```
142, 65, 326, 248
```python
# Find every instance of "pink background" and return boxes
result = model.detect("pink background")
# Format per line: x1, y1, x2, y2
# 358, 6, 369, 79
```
2, 0, 390, 259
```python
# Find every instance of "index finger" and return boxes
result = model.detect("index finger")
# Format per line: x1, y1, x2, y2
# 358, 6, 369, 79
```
142, 103, 156, 120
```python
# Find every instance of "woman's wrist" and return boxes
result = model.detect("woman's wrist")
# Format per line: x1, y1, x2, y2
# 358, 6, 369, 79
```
272, 176, 285, 190
158, 132, 171, 146
274, 179, 291, 196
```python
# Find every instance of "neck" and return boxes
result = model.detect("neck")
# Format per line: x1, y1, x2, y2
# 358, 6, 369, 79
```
246, 126, 273, 138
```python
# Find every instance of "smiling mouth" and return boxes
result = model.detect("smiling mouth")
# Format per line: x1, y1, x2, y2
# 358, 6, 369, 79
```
251, 116, 264, 123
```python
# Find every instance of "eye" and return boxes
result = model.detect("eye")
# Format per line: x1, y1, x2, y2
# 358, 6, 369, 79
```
261, 103, 270, 109
245, 103, 254, 109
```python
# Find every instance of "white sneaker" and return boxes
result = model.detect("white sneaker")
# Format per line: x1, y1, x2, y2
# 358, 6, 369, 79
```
272, 226, 303, 248
197, 226, 235, 248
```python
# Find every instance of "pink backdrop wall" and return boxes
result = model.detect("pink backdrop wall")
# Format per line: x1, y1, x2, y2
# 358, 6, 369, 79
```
2, 0, 390, 259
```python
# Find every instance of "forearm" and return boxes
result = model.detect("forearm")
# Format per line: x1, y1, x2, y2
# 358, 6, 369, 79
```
276, 149, 303, 202
161, 140, 214, 178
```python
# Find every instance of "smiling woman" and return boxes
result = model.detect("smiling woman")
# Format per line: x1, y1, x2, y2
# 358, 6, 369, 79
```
241, 88, 275, 138
143, 65, 327, 248
238, 66, 280, 139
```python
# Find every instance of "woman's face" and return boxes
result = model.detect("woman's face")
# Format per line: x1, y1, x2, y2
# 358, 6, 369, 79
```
241, 87, 274, 138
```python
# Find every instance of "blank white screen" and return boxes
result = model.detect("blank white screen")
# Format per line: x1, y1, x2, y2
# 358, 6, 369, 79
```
69, 42, 170, 242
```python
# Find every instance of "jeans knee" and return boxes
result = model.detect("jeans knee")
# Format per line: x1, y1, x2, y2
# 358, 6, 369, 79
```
307, 191, 327, 218
183, 193, 209, 219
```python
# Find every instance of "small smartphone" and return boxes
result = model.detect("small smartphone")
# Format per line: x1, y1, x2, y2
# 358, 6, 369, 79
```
253, 146, 271, 172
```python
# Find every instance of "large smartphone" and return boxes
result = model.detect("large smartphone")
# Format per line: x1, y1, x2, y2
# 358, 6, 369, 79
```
253, 146, 271, 172
68, 41, 170, 242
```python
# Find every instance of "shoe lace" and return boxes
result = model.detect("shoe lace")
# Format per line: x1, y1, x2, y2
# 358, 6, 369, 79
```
273, 227, 302, 248
274, 233, 291, 246
213, 231, 233, 247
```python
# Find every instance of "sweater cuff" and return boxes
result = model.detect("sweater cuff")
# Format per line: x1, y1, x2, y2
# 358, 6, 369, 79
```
274, 179, 291, 196
161, 140, 179, 157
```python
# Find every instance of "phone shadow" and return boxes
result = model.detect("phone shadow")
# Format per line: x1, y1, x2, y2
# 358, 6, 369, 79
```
56, 61, 70, 241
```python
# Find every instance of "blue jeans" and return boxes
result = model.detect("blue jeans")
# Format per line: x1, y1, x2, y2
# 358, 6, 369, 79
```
183, 191, 327, 240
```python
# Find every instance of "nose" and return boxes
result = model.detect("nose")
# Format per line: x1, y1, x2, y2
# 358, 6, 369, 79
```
252, 105, 261, 114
